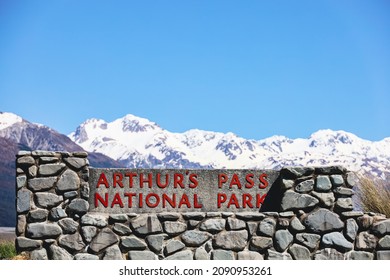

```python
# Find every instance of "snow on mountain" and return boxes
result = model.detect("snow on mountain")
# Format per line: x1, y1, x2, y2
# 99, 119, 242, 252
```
0, 112, 23, 130
70, 114, 390, 178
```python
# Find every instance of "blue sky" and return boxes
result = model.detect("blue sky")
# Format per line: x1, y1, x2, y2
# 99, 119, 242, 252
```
1, 0, 389, 141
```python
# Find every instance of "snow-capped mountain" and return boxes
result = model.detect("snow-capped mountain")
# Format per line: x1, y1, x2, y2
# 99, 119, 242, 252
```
70, 114, 390, 178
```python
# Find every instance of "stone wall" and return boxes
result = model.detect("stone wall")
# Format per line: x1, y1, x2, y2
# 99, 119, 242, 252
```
15, 151, 390, 260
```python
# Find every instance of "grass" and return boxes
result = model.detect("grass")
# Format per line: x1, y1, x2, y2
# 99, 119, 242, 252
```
357, 175, 390, 218
0, 240, 17, 260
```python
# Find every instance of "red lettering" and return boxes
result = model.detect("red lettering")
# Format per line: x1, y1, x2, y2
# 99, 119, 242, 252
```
113, 173, 123, 188
218, 173, 228, 188
227, 194, 240, 208
174, 173, 184, 188
97, 173, 109, 188
139, 193, 143, 207
111, 193, 124, 208
245, 174, 254, 188
229, 174, 242, 189
94, 193, 108, 207
193, 194, 203, 208
259, 173, 268, 189
140, 173, 152, 188
217, 193, 227, 208
145, 193, 160, 208
156, 173, 169, 188
189, 174, 198, 188
242, 193, 253, 208
124, 193, 136, 207
256, 193, 267, 207
178, 194, 191, 208
162, 194, 176, 208
125, 173, 137, 188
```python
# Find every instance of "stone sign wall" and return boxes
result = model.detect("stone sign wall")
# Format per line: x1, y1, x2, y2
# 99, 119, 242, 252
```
15, 151, 390, 260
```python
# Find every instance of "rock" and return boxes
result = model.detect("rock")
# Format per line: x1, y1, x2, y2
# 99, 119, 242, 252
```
378, 235, 390, 249
74, 253, 99, 260
17, 189, 31, 214
80, 184, 90, 199
207, 212, 222, 218
247, 222, 258, 236
81, 214, 108, 228
58, 218, 79, 234
279, 211, 294, 218
235, 213, 265, 220
278, 218, 290, 228
146, 234, 167, 253
17, 156, 35, 166
295, 179, 314, 193
165, 250, 193, 260
281, 191, 319, 211
182, 212, 205, 220
16, 237, 42, 250
63, 191, 78, 199
188, 220, 201, 228
103, 245, 124, 260
258, 217, 277, 237
108, 214, 128, 223
50, 208, 67, 221
357, 215, 374, 230
315, 176, 332, 192
303, 208, 344, 233
214, 230, 248, 251
335, 198, 353, 211
288, 244, 311, 260
31, 248, 48, 260
56, 169, 80, 192
28, 165, 37, 177
59, 233, 85, 252
334, 187, 354, 196
274, 230, 294, 252
17, 215, 26, 235
163, 221, 187, 235
195, 247, 209, 260
290, 217, 305, 232
250, 236, 273, 251
281, 167, 314, 178
164, 240, 185, 256
330, 175, 344, 187
199, 218, 226, 232
27, 222, 62, 239
377, 251, 390, 260
16, 175, 27, 189
39, 156, 59, 164
121, 236, 147, 251
296, 233, 321, 251
28, 209, 49, 223
237, 250, 263, 260
346, 172, 358, 187
81, 226, 98, 243
64, 157, 88, 170
281, 179, 294, 190
90, 228, 119, 254
356, 232, 377, 251
28, 177, 57, 192
311, 191, 335, 208
68, 199, 89, 215
35, 193, 63, 208
314, 248, 344, 260
157, 212, 181, 221
315, 166, 345, 174
128, 251, 158, 260
131, 214, 162, 235
345, 219, 358, 242
371, 220, 390, 237
212, 250, 235, 260
113, 223, 132, 235
322, 232, 353, 252
38, 163, 66, 176
181, 230, 212, 246
345, 251, 374, 260
50, 245, 73, 260
267, 250, 292, 260
227, 217, 246, 230
341, 211, 364, 219
222, 212, 234, 218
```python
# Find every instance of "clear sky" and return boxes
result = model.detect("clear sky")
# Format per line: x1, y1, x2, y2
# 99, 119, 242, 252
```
1, 0, 389, 141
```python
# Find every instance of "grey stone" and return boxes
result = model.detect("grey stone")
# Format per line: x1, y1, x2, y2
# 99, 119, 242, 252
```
81, 226, 98, 243
182, 212, 205, 220
279, 211, 295, 218
235, 212, 265, 220
281, 167, 314, 178
108, 214, 128, 223
237, 250, 263, 260
315, 176, 332, 192
71, 151, 88, 157
44, 239, 56, 246
50, 245, 73, 260
377, 251, 390, 260
378, 235, 390, 249
204, 240, 213, 252
16, 237, 42, 250
303, 208, 344, 233
28, 165, 37, 177
17, 215, 26, 235
80, 183, 90, 199
16, 167, 24, 174
188, 220, 201, 228
281, 191, 319, 211
35, 193, 63, 208
17, 189, 31, 213
64, 157, 87, 169
131, 214, 162, 235
16, 175, 27, 189
371, 220, 390, 237
68, 199, 89, 215
31, 248, 48, 260
90, 228, 119, 254
17, 151, 32, 156
247, 222, 258, 236
58, 218, 79, 234
59, 233, 85, 252
357, 215, 374, 230
290, 217, 305, 232
28, 209, 48, 223
296, 233, 321, 251
103, 245, 124, 260
181, 230, 212, 246
38, 163, 66, 176
32, 151, 58, 156
330, 174, 344, 187
356, 232, 377, 251
195, 247, 209, 260
74, 253, 99, 260
267, 250, 292, 260
322, 232, 353, 252
113, 223, 132, 235
295, 179, 314, 193
314, 248, 344, 260
81, 214, 108, 228
311, 191, 335, 208
206, 212, 221, 218
281, 179, 294, 190
250, 236, 273, 251
275, 230, 294, 252
222, 212, 234, 218
17, 156, 35, 166
345, 219, 358, 242
346, 172, 358, 187
164, 240, 185, 256
63, 191, 78, 199
212, 250, 235, 260
345, 251, 374, 260
50, 208, 67, 221
146, 234, 167, 253
39, 156, 59, 164
165, 250, 193, 260
56, 169, 80, 192
163, 221, 187, 235
288, 244, 311, 260
27, 222, 62, 239
227, 217, 246, 230
121, 236, 147, 251
278, 218, 290, 228
214, 230, 248, 251
334, 187, 354, 196
335, 198, 353, 211
258, 217, 276, 237
200, 218, 226, 232
128, 250, 158, 260
341, 211, 364, 219
157, 212, 180, 221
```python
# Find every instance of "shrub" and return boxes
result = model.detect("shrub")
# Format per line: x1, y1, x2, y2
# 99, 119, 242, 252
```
0, 241, 16, 260
357, 176, 390, 218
